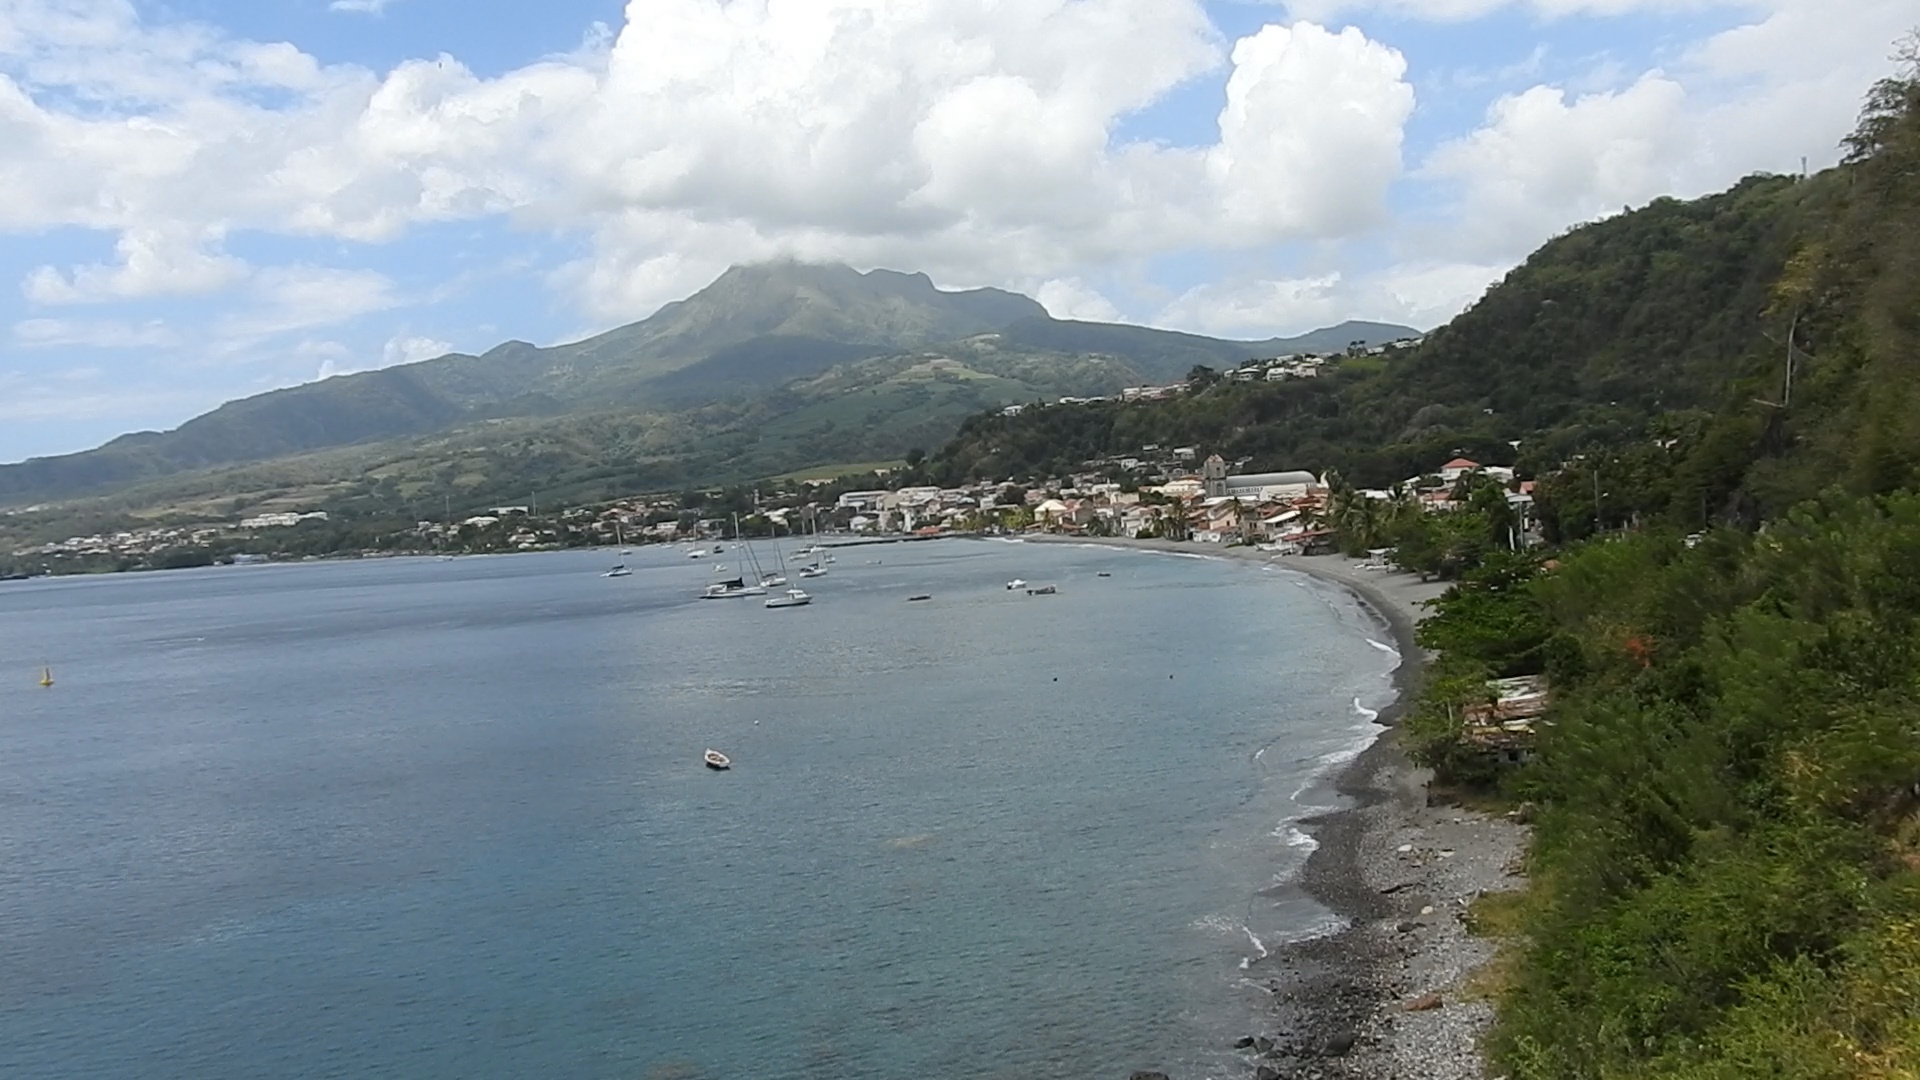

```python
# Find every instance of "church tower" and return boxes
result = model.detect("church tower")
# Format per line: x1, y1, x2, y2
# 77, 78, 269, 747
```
1202, 454, 1228, 499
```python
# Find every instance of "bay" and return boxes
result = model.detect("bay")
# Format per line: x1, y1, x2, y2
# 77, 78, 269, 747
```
0, 539, 1397, 1079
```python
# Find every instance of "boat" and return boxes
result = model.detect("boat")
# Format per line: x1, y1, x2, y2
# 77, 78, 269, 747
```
765, 587, 812, 609
1006, 578, 1026, 590
798, 563, 827, 579
1026, 584, 1058, 595
689, 549, 707, 559
38, 666, 53, 688
761, 517, 792, 589
701, 577, 767, 599
711, 544, 725, 554
704, 748, 732, 770
907, 594, 932, 602
1097, 571, 1111, 578
604, 564, 632, 578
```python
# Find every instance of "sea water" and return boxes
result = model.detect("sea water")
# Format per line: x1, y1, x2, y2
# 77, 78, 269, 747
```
0, 539, 1398, 1079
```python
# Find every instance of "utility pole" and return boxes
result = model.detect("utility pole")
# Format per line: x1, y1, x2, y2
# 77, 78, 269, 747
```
1593, 464, 1603, 537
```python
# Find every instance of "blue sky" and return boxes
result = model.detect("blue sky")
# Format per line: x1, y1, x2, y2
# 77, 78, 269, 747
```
0, 0, 1908, 463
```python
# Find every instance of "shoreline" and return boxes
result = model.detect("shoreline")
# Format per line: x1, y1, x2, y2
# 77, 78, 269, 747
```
1023, 536, 1525, 1079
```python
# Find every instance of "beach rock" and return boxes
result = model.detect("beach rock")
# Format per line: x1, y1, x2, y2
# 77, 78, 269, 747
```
1320, 1030, 1359, 1057
1254, 1036, 1274, 1055
1254, 1067, 1281, 1080
1233, 1035, 1257, 1050
1396, 921, 1420, 934
1404, 991, 1444, 1011
1128, 1072, 1171, 1080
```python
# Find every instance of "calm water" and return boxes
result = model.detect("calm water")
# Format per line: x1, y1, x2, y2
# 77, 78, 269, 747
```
0, 539, 1397, 1079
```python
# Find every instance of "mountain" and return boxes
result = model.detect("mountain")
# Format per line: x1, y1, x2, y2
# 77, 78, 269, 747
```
0, 262, 1414, 508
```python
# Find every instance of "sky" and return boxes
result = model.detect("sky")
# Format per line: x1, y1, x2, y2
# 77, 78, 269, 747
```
0, 0, 1910, 463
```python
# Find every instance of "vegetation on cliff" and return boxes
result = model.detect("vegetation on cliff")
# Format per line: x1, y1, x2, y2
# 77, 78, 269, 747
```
1388, 52, 1920, 1079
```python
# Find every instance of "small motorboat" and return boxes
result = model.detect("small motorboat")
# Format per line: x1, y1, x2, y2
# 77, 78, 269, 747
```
1006, 579, 1026, 590
604, 564, 632, 578
688, 549, 707, 559
1096, 572, 1111, 578
704, 748, 732, 771
765, 587, 812, 609
761, 574, 788, 587
907, 594, 932, 602
1026, 585, 1057, 596
798, 563, 827, 578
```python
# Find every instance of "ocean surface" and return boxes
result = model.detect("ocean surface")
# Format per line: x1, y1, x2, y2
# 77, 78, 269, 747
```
0, 538, 1399, 1080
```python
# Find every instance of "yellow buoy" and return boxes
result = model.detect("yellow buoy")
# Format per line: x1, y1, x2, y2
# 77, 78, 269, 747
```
38, 667, 53, 688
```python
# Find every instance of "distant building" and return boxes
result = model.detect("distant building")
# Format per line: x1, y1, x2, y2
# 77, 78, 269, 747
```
837, 490, 890, 512
1224, 470, 1318, 501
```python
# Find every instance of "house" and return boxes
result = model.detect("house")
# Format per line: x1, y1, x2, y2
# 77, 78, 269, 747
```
1155, 478, 1205, 500
1463, 675, 1552, 765
1439, 458, 1481, 482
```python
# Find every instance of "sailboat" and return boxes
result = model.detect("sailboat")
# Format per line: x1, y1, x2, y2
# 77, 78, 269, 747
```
38, 666, 53, 688
699, 516, 767, 598
760, 520, 788, 588
794, 512, 828, 577
735, 514, 786, 590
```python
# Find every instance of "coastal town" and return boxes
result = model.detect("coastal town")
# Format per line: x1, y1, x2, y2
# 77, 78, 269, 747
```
5, 444, 1533, 570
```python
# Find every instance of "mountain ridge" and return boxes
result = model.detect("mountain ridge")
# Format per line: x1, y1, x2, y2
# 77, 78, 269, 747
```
0, 262, 1416, 506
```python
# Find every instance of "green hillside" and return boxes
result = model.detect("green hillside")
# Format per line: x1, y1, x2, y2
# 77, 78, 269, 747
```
928, 170, 1840, 493
0, 258, 1412, 510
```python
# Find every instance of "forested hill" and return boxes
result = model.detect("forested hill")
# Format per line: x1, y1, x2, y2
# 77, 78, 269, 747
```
938, 89, 1920, 533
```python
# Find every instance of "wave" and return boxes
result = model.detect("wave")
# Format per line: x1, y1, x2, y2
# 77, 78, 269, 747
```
1238, 926, 1270, 969
1365, 637, 1400, 657
1352, 696, 1380, 722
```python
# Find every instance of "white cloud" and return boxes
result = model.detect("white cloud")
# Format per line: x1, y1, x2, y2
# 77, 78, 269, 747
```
1424, 75, 1691, 261
1375, 0, 1911, 273
382, 334, 453, 366
329, 0, 403, 13
13, 317, 178, 348
0, 0, 1424, 322
215, 266, 400, 345
1155, 259, 1507, 337
1284, 0, 1735, 21
1035, 278, 1123, 323
24, 226, 248, 304
1206, 23, 1414, 238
